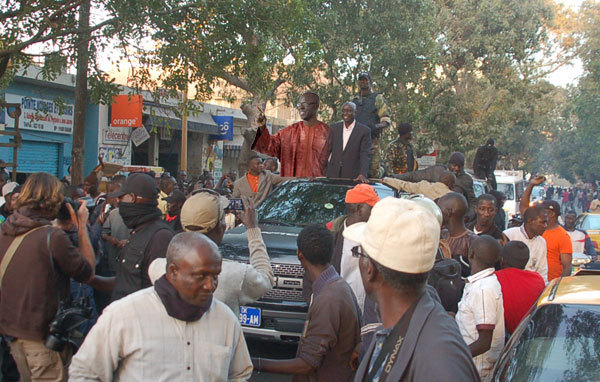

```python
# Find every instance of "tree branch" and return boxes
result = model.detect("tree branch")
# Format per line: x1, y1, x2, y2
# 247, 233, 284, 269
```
266, 78, 286, 101
219, 71, 252, 94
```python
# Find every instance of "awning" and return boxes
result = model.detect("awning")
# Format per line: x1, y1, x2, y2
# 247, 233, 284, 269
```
143, 108, 219, 135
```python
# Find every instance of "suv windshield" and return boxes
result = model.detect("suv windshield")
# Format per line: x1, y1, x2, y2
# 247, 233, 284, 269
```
497, 183, 515, 200
495, 304, 600, 381
257, 181, 394, 226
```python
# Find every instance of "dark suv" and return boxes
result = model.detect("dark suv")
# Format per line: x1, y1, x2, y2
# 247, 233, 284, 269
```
220, 178, 398, 343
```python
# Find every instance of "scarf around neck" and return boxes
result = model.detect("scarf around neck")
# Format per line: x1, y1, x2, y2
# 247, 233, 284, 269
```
154, 275, 212, 322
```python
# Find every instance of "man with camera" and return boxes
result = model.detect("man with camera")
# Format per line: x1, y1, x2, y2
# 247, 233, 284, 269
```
0, 173, 96, 381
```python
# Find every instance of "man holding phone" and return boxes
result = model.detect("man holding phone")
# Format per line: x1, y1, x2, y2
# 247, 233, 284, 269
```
233, 153, 292, 207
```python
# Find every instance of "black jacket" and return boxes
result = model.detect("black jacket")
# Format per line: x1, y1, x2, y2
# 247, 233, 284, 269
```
325, 121, 371, 179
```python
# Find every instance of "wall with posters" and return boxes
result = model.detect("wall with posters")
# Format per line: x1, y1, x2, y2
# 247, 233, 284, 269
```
0, 70, 101, 179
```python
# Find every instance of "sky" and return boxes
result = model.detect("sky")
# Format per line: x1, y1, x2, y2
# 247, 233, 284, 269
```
546, 0, 586, 87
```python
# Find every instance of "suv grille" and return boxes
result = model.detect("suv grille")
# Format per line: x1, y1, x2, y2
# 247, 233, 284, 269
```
262, 288, 305, 302
272, 263, 305, 278
237, 260, 306, 302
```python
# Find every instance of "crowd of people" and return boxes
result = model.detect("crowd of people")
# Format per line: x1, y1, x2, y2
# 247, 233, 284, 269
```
0, 71, 597, 382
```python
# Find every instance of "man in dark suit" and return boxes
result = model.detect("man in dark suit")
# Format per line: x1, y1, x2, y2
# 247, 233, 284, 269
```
325, 102, 371, 182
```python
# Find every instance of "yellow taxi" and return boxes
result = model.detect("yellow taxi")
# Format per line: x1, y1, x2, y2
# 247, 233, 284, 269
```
490, 275, 600, 381
575, 212, 600, 249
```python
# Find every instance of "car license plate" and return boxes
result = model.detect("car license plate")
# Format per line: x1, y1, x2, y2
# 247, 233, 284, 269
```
239, 306, 261, 327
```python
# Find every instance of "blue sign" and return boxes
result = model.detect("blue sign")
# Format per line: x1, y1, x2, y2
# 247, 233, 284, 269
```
211, 115, 234, 141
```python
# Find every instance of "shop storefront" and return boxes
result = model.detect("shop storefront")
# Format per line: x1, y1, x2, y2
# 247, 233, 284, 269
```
0, 68, 101, 181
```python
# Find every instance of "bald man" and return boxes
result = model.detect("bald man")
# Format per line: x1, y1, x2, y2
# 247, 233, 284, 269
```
70, 233, 253, 381
383, 170, 455, 201
438, 192, 478, 276
456, 235, 505, 380
495, 241, 545, 334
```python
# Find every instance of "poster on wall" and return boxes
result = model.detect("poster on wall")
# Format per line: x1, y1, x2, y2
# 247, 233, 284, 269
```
99, 145, 131, 166
205, 140, 223, 179
5, 94, 74, 134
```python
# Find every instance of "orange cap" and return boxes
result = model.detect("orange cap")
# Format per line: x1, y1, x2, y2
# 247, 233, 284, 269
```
345, 184, 380, 207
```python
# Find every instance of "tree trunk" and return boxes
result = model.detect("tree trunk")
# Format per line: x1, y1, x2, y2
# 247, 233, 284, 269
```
238, 97, 267, 175
71, 0, 90, 186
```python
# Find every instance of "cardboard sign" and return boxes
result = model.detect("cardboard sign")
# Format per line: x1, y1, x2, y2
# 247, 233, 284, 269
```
131, 126, 150, 146
111, 95, 143, 127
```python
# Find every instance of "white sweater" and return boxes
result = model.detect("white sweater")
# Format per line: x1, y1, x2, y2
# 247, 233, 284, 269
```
148, 227, 275, 315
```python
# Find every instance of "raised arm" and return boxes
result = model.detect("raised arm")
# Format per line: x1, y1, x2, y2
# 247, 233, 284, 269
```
520, 175, 545, 216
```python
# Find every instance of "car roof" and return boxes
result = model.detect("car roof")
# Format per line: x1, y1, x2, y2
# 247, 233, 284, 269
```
537, 275, 600, 307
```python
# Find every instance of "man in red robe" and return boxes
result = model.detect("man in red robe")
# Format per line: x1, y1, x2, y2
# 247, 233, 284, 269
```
252, 92, 331, 177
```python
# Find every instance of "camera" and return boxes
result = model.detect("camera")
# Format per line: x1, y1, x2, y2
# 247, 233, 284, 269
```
44, 297, 93, 352
56, 198, 80, 221
227, 198, 244, 211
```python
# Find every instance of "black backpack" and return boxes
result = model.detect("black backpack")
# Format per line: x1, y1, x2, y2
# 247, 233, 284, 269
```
428, 249, 465, 313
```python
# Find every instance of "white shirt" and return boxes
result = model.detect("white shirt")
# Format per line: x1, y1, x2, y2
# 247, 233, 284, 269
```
503, 226, 548, 282
340, 221, 366, 312
342, 121, 356, 150
69, 288, 253, 382
456, 268, 505, 380
567, 229, 586, 254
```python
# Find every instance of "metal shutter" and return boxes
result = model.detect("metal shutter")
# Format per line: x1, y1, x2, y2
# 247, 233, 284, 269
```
12, 140, 60, 176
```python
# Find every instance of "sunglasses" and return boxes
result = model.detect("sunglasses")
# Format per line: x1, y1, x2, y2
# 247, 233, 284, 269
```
351, 245, 369, 259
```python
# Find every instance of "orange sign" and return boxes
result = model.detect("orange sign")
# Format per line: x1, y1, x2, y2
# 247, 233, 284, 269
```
111, 95, 143, 127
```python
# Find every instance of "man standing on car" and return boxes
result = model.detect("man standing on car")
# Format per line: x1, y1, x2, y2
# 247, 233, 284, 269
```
253, 224, 361, 381
109, 173, 174, 302
472, 138, 499, 190
352, 72, 392, 177
252, 92, 331, 177
384, 122, 418, 176
325, 101, 371, 182
345, 197, 479, 381
232, 153, 291, 206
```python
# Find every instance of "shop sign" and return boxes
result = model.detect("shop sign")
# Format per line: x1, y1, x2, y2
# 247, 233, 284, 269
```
102, 125, 130, 145
111, 95, 143, 127
211, 115, 234, 141
5, 94, 74, 134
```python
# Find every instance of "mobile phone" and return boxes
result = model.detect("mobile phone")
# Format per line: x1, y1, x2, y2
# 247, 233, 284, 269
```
228, 198, 244, 211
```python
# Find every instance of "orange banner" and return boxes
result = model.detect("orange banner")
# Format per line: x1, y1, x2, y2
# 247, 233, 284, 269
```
111, 95, 143, 127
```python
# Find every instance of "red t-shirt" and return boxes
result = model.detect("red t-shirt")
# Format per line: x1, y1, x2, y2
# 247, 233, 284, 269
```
495, 268, 546, 334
